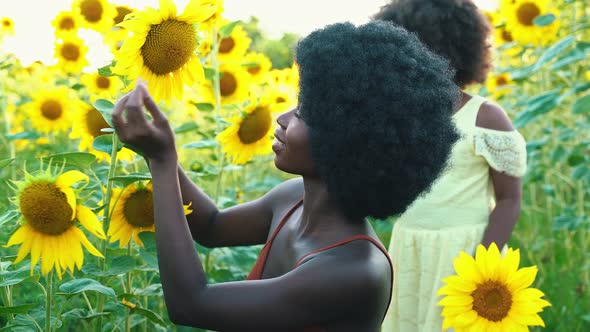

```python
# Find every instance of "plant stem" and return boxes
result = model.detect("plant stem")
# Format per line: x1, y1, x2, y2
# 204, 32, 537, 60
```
0, 257, 14, 320
125, 243, 133, 332
96, 133, 120, 332
45, 270, 54, 332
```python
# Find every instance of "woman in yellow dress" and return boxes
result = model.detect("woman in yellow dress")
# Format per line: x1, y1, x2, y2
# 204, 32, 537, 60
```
373, 0, 527, 331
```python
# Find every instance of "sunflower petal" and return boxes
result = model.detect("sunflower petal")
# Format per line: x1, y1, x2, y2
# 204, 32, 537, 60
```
73, 227, 104, 258
5, 224, 30, 247
507, 266, 537, 292
56, 170, 89, 190
178, 0, 217, 23
77, 205, 106, 239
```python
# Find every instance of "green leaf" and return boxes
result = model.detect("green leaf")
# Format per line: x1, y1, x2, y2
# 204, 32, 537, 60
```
94, 99, 115, 127
183, 139, 218, 149
533, 36, 575, 71
525, 138, 549, 153
0, 210, 18, 227
0, 158, 14, 169
0, 274, 39, 287
134, 283, 162, 296
175, 122, 199, 134
0, 304, 36, 314
194, 102, 215, 112
5, 131, 40, 141
98, 62, 115, 77
138, 232, 157, 250
550, 145, 567, 162
71, 83, 85, 91
131, 306, 166, 326
219, 20, 241, 38
572, 164, 590, 181
514, 91, 560, 128
61, 308, 110, 320
204, 67, 216, 80
552, 215, 585, 231
549, 49, 586, 70
93, 134, 116, 154
109, 256, 136, 275
58, 278, 116, 298
572, 94, 590, 114
109, 173, 152, 187
533, 13, 556, 27
139, 251, 159, 269
44, 152, 97, 169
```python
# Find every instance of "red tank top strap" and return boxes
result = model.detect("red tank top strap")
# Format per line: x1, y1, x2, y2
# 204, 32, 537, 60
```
246, 198, 304, 280
293, 235, 394, 325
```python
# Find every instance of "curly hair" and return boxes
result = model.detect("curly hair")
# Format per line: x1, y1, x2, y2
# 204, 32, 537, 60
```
373, 0, 492, 88
295, 21, 460, 220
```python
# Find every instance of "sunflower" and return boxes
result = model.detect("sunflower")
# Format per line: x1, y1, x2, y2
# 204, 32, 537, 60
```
80, 72, 122, 99
108, 182, 192, 248
54, 35, 89, 74
52, 11, 80, 38
485, 73, 513, 99
112, 0, 217, 102
503, 0, 560, 46
218, 62, 251, 105
5, 167, 106, 279
22, 86, 78, 134
199, 0, 224, 31
217, 21, 251, 62
114, 5, 134, 25
217, 96, 276, 164
72, 0, 117, 32
243, 52, 272, 83
70, 103, 135, 162
437, 243, 551, 331
1, 17, 15, 36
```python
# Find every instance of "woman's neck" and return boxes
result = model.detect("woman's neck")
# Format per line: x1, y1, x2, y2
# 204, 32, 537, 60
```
298, 176, 363, 239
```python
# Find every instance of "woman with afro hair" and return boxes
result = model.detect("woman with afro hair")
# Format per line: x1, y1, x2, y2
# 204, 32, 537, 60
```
373, 0, 528, 331
111, 21, 459, 331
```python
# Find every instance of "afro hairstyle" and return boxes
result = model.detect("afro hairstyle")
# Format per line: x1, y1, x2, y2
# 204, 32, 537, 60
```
295, 21, 460, 220
373, 0, 492, 88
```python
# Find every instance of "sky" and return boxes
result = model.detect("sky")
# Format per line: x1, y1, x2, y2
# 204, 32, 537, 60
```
0, 0, 497, 68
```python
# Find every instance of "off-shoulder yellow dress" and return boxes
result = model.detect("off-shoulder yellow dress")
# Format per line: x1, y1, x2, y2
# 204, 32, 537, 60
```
381, 95, 527, 332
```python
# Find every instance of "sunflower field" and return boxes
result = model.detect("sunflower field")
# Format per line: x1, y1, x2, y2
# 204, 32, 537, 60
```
0, 0, 588, 331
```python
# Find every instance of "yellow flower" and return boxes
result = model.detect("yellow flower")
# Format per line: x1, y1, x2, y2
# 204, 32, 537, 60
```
503, 0, 560, 46
22, 86, 78, 134
54, 35, 89, 74
113, 5, 134, 25
485, 73, 513, 99
112, 0, 217, 102
1, 17, 15, 36
108, 182, 193, 248
218, 62, 251, 105
199, 0, 224, 31
52, 11, 80, 38
72, 0, 117, 32
5, 167, 106, 279
243, 52, 272, 84
80, 72, 122, 99
437, 243, 551, 331
217, 21, 251, 62
217, 96, 276, 164
70, 103, 135, 162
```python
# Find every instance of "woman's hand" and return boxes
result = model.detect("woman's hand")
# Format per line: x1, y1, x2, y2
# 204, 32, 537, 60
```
112, 81, 177, 164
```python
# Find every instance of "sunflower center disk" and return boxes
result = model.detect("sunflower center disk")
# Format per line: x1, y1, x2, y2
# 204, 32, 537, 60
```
496, 77, 508, 86
517, 3, 541, 26
238, 107, 272, 144
19, 181, 75, 235
96, 76, 111, 89
80, 0, 103, 23
86, 108, 110, 137
114, 7, 132, 25
141, 20, 196, 75
219, 72, 237, 97
471, 280, 513, 322
2, 20, 10, 27
501, 29, 513, 42
60, 17, 75, 30
218, 37, 235, 53
41, 100, 64, 120
123, 189, 155, 228
247, 65, 261, 75
61, 43, 81, 61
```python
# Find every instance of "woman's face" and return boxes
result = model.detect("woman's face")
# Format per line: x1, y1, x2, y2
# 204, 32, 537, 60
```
273, 107, 316, 176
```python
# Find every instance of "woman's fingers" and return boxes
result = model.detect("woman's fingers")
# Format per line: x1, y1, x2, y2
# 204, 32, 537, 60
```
125, 85, 148, 125
112, 94, 131, 137
137, 82, 167, 123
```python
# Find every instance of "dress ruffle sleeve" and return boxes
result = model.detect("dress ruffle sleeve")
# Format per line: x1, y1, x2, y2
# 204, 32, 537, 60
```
473, 127, 527, 177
